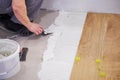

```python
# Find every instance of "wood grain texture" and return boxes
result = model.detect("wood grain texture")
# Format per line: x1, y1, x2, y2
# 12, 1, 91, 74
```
70, 13, 120, 80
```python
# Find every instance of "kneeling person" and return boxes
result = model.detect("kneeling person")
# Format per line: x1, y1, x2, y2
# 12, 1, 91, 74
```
0, 0, 43, 36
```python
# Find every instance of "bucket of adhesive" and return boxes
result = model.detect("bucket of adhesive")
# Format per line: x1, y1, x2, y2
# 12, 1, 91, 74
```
0, 39, 20, 79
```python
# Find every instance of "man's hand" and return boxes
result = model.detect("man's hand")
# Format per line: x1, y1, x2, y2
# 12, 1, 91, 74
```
12, 0, 44, 35
27, 22, 43, 35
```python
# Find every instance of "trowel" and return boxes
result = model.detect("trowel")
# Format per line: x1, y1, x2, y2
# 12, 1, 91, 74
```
41, 29, 53, 36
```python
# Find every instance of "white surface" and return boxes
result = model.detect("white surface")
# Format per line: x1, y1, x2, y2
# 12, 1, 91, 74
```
43, 30, 62, 61
38, 11, 87, 80
42, 0, 120, 14
39, 60, 71, 80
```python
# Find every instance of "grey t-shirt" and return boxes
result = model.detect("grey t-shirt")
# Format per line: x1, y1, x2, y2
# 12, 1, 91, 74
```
0, 0, 12, 14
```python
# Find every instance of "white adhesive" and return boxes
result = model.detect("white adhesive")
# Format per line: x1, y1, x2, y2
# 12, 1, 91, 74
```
43, 28, 62, 61
38, 60, 71, 80
38, 11, 87, 80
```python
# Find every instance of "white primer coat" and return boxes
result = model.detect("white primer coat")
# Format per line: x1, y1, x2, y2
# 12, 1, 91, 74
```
38, 11, 87, 80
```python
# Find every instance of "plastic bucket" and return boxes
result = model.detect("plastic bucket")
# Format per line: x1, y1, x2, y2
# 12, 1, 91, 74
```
0, 39, 20, 79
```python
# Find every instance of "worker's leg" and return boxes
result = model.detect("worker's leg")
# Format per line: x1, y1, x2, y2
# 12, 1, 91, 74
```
0, 0, 21, 31
0, 0, 12, 19
11, 0, 43, 24
26, 0, 43, 22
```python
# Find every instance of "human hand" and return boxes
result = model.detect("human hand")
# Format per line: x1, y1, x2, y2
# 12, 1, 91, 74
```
27, 22, 43, 35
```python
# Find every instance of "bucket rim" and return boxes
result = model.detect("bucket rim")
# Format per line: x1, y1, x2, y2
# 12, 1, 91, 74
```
0, 39, 20, 62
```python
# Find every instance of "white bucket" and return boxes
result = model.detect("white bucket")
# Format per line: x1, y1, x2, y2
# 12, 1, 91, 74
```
0, 39, 20, 79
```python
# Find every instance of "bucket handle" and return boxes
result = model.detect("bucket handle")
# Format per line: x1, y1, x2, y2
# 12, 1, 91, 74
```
0, 72, 7, 76
0, 62, 19, 76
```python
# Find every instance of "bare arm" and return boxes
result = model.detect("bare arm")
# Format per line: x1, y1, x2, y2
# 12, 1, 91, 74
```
12, 0, 43, 35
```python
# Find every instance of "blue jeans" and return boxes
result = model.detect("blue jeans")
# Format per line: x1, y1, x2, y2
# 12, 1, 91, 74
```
0, 0, 43, 24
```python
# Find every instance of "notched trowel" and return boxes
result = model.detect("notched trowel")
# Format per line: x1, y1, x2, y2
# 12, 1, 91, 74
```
41, 31, 53, 36
41, 28, 53, 36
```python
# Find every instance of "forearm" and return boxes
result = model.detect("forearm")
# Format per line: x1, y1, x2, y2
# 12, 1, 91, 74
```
12, 0, 31, 28
11, 0, 43, 35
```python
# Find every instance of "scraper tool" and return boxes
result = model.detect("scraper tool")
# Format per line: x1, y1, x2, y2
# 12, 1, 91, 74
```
41, 31, 53, 36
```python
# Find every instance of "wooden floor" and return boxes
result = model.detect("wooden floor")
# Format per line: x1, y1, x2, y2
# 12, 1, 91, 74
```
70, 13, 120, 80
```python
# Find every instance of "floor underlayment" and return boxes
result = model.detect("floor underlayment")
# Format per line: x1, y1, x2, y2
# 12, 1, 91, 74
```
0, 10, 87, 80
70, 13, 120, 80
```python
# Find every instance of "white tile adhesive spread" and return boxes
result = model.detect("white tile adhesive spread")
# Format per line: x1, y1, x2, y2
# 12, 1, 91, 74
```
38, 11, 87, 80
